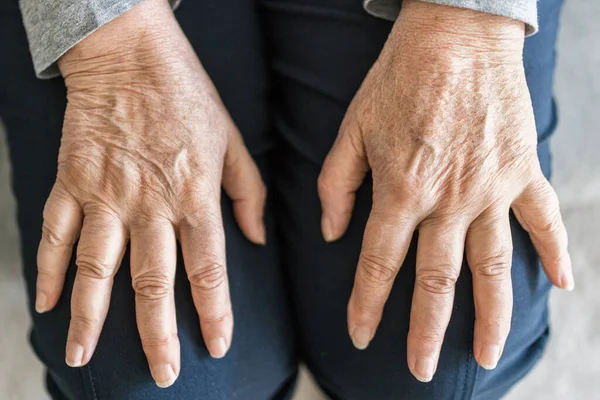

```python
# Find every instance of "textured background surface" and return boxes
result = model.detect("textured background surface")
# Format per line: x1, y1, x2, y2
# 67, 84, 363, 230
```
1, 0, 598, 398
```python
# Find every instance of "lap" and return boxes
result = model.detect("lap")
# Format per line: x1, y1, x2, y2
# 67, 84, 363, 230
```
1, 0, 564, 398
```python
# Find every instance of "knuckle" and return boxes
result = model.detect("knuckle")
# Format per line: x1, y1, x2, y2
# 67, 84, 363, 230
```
359, 253, 398, 286
533, 176, 556, 197
372, 189, 424, 221
478, 317, 508, 334
530, 178, 560, 210
473, 253, 512, 280
201, 312, 230, 325
178, 206, 221, 233
543, 251, 569, 269
373, 182, 407, 205
179, 181, 216, 210
76, 255, 114, 280
36, 265, 63, 279
381, 181, 414, 202
352, 299, 383, 319
244, 180, 267, 206
141, 332, 178, 350
132, 270, 172, 300
543, 184, 560, 206
41, 224, 73, 249
257, 182, 267, 203
70, 315, 100, 333
416, 266, 459, 295
188, 263, 227, 292
412, 331, 444, 348
537, 208, 563, 237
317, 171, 333, 198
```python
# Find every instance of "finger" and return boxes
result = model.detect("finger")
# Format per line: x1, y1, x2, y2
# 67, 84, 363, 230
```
466, 208, 513, 370
512, 176, 573, 290
130, 221, 179, 388
318, 128, 369, 242
66, 207, 127, 367
179, 195, 233, 360
37, 181, 83, 313
408, 220, 466, 383
347, 198, 417, 350
222, 131, 267, 245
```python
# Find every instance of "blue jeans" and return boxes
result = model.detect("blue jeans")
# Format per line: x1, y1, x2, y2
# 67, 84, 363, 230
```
0, 0, 563, 398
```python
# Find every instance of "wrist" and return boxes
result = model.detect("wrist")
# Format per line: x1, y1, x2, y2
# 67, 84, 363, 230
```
58, 0, 188, 83
390, 0, 525, 68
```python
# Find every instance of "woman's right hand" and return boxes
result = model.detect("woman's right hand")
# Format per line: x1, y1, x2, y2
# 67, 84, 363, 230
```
34, 0, 266, 388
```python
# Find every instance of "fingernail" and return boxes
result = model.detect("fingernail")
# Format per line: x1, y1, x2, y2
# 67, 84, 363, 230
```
151, 364, 177, 388
350, 326, 372, 350
35, 292, 47, 313
479, 345, 500, 370
65, 343, 84, 367
257, 222, 267, 245
322, 217, 335, 242
208, 338, 228, 359
414, 357, 435, 382
561, 272, 575, 291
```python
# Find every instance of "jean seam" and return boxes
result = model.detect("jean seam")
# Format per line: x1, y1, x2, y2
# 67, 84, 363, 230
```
83, 364, 98, 400
461, 343, 473, 400
461, 278, 478, 400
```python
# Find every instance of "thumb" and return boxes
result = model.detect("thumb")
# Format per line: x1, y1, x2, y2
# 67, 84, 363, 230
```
318, 127, 369, 242
222, 131, 267, 245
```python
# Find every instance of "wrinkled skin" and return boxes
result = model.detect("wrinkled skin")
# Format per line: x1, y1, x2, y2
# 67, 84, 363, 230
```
35, 0, 266, 388
318, 0, 574, 383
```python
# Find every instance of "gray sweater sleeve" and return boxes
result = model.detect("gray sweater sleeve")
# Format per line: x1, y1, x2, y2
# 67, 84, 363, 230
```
21, 0, 534, 80
363, 0, 538, 35
19, 0, 180, 79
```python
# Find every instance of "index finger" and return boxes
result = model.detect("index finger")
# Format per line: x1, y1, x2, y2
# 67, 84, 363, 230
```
179, 191, 233, 359
37, 182, 82, 313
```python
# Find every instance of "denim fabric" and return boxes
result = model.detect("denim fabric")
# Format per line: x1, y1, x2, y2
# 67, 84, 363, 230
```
0, 0, 563, 398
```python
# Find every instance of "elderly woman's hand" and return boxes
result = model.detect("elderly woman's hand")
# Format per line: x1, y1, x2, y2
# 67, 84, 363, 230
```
34, 0, 265, 388
318, 0, 574, 383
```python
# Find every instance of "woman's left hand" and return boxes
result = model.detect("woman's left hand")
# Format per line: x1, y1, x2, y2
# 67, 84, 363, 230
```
318, 0, 574, 383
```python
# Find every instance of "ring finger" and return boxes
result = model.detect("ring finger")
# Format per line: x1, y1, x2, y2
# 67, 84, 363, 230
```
466, 207, 513, 370
130, 219, 179, 388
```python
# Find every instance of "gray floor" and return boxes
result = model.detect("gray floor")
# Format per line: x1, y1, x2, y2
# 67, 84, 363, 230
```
1, 0, 598, 398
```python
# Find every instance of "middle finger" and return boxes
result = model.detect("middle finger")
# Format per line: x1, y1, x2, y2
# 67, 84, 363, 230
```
408, 219, 467, 382
130, 220, 179, 388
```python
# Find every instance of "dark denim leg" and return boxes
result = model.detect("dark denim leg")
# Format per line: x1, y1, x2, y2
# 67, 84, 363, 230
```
261, 0, 562, 398
0, 0, 296, 398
